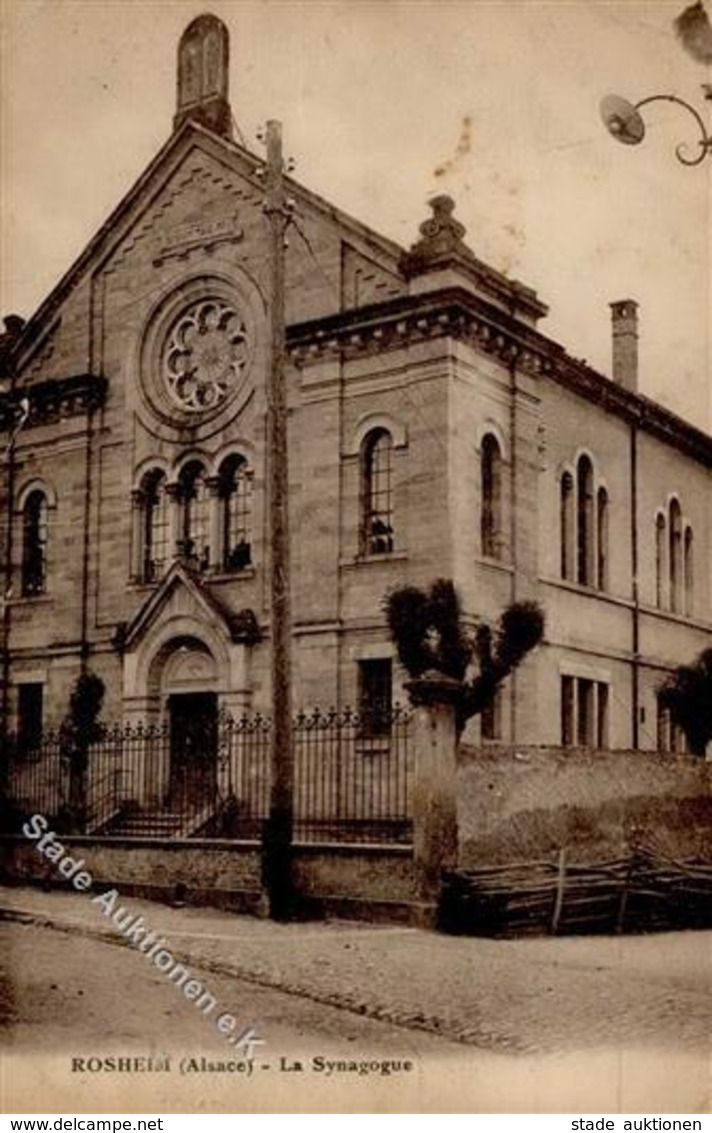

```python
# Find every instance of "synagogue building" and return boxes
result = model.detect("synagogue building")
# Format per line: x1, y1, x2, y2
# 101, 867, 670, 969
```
2, 14, 710, 763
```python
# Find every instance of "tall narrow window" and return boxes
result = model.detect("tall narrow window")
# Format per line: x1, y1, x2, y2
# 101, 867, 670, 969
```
481, 434, 503, 559
17, 682, 43, 754
358, 658, 392, 738
560, 472, 574, 580
178, 461, 210, 571
669, 498, 682, 613
576, 455, 594, 586
655, 513, 666, 609
141, 470, 168, 583
561, 675, 575, 747
684, 526, 694, 617
481, 686, 503, 741
673, 720, 687, 754
577, 678, 594, 747
218, 454, 252, 572
656, 696, 670, 753
362, 429, 393, 555
657, 696, 686, 754
596, 683, 609, 749
596, 487, 609, 591
21, 490, 49, 596
562, 676, 609, 749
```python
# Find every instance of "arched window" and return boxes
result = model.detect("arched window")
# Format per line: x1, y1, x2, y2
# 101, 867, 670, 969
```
655, 513, 666, 609
362, 429, 393, 555
218, 454, 252, 572
481, 434, 503, 559
560, 471, 574, 580
684, 526, 694, 617
576, 455, 594, 586
178, 460, 210, 571
596, 486, 609, 591
21, 490, 49, 596
669, 498, 683, 614
140, 470, 169, 583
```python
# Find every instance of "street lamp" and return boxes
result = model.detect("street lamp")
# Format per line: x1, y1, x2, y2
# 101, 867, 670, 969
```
600, 86, 712, 166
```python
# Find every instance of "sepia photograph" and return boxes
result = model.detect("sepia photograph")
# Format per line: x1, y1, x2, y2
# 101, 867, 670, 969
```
0, 0, 710, 1116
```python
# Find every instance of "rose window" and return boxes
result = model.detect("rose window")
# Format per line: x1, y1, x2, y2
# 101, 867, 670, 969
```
162, 300, 248, 412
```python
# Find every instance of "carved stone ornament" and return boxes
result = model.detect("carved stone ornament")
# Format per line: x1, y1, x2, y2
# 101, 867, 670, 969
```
162, 299, 248, 412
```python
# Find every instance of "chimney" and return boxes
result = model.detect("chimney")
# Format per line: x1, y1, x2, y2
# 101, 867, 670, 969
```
610, 299, 638, 392
174, 14, 233, 139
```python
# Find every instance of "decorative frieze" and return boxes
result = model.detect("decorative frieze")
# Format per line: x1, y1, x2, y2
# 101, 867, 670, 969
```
0, 373, 107, 432
287, 294, 534, 369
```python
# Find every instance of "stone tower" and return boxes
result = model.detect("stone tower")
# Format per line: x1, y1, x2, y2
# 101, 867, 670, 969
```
174, 13, 233, 138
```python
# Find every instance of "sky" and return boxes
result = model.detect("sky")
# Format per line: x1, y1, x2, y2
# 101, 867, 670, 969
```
1, 0, 710, 428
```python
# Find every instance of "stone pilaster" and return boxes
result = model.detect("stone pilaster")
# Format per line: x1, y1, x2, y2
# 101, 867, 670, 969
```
165, 481, 183, 564
205, 474, 222, 573
405, 670, 461, 925
129, 488, 144, 583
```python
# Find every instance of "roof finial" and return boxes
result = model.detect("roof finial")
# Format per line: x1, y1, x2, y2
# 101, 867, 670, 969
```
405, 195, 468, 268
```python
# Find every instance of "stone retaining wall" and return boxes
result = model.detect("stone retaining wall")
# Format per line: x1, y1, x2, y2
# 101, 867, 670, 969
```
457, 745, 711, 866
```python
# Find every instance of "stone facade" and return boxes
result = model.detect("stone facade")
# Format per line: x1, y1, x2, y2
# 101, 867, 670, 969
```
1, 15, 710, 757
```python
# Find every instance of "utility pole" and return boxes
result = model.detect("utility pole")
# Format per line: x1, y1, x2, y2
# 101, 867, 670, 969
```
261, 119, 295, 921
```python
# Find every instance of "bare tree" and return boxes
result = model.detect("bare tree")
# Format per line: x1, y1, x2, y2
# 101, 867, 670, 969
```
385, 579, 544, 734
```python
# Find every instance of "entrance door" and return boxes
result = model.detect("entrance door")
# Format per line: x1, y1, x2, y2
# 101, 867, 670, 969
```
168, 692, 218, 809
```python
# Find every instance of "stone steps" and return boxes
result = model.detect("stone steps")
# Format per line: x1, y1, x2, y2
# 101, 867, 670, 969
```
108, 811, 186, 838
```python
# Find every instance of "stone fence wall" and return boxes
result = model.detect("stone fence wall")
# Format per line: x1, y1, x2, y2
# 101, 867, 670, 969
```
457, 744, 711, 867
1, 837, 416, 922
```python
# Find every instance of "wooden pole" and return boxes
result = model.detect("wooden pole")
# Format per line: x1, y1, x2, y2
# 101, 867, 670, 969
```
551, 846, 567, 935
262, 119, 295, 920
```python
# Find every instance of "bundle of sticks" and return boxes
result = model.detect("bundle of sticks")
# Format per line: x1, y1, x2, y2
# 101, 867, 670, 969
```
440, 848, 712, 936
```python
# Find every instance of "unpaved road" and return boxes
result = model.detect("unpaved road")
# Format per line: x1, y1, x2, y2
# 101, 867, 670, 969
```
1, 919, 710, 1113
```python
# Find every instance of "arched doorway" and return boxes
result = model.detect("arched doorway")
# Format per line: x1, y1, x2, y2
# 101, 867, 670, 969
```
158, 637, 219, 808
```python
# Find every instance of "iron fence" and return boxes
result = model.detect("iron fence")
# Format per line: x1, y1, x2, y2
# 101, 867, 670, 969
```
1, 706, 413, 845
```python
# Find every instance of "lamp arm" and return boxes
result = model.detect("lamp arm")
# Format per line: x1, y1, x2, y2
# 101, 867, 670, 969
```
634, 94, 712, 167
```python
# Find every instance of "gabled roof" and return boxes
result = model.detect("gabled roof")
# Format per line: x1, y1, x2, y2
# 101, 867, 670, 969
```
10, 118, 405, 367
122, 561, 260, 652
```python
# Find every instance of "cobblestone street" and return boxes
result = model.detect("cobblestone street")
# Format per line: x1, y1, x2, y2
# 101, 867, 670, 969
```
1, 886, 710, 1112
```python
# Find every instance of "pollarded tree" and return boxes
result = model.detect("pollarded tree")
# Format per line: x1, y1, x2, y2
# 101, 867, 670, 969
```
658, 647, 712, 757
385, 579, 544, 734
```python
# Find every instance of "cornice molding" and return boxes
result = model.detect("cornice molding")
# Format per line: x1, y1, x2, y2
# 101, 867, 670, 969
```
287, 287, 712, 468
286, 287, 557, 373
0, 373, 107, 432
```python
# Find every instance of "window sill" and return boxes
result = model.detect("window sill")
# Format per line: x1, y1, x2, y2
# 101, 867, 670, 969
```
8, 593, 53, 606
129, 566, 256, 589
209, 567, 257, 583
541, 576, 632, 608
638, 603, 711, 631
340, 551, 408, 569
475, 555, 514, 573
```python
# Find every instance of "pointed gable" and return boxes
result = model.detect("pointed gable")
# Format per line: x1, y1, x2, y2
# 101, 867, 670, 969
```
122, 562, 260, 653
11, 119, 406, 390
